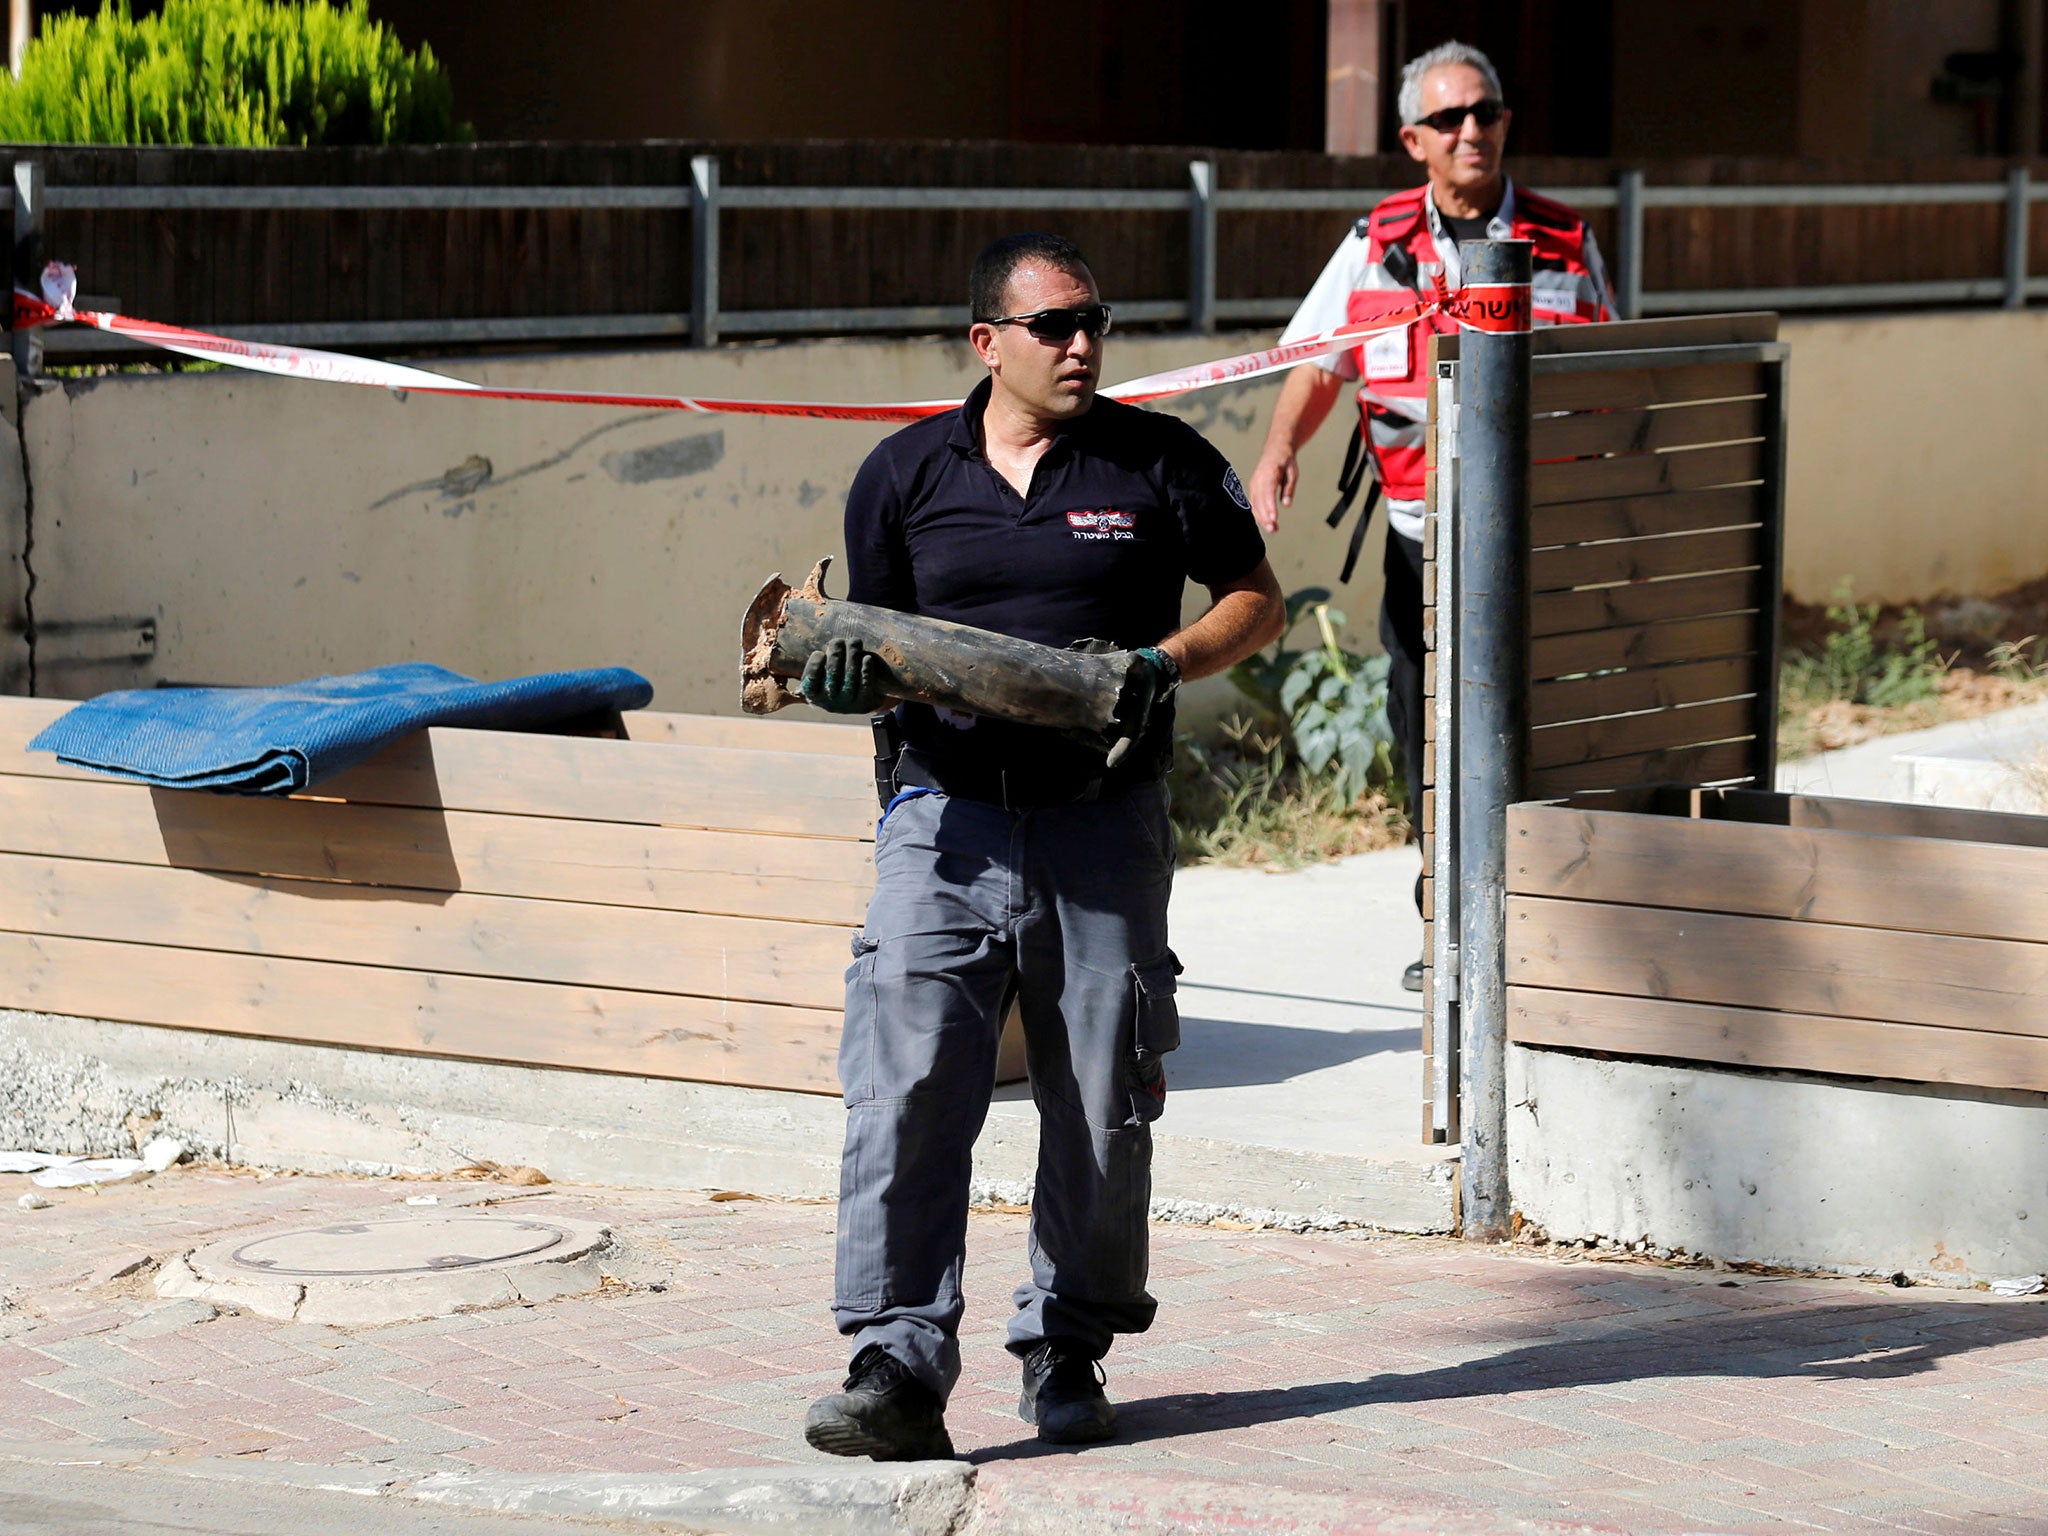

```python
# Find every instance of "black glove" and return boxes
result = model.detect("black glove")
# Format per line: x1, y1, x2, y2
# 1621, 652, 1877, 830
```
1105, 646, 1181, 769
800, 637, 892, 715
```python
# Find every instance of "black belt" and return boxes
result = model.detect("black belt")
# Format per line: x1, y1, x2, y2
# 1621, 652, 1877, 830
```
893, 745, 1153, 812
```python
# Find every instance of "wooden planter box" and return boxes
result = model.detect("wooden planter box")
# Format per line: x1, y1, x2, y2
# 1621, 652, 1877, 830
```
0, 698, 1022, 1096
1507, 787, 2048, 1094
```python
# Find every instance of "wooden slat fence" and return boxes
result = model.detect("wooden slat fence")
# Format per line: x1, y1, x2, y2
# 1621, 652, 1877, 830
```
6, 143, 2048, 350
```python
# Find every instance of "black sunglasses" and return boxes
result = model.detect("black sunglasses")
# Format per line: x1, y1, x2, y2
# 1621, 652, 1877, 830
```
1412, 97, 1506, 134
981, 303, 1113, 342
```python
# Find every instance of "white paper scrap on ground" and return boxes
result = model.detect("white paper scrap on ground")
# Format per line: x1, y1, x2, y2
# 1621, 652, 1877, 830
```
29, 1137, 185, 1189
0, 1151, 83, 1174
1991, 1274, 2047, 1297
16, 1192, 50, 1210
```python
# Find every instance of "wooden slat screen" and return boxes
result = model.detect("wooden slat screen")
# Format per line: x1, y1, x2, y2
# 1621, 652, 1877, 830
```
1523, 332, 1777, 803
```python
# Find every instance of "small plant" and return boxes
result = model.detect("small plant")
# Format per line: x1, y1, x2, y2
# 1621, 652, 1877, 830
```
1169, 717, 1404, 869
1989, 634, 2047, 685
0, 0, 466, 147
1782, 578, 1946, 711
1228, 588, 1400, 805
1167, 590, 1406, 868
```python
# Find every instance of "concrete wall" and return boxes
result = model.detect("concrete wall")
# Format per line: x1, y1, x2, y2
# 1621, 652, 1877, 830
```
1778, 308, 2048, 602
3, 330, 1372, 714
1509, 1046, 2048, 1283
6, 308, 2046, 707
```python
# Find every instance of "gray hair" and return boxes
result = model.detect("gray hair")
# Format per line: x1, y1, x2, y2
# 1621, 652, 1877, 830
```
1397, 41, 1503, 125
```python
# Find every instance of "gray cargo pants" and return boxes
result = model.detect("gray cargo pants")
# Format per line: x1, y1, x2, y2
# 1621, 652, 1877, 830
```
832, 782, 1181, 1402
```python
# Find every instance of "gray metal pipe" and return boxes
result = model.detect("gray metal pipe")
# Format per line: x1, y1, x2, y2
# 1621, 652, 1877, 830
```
1453, 239, 1532, 1243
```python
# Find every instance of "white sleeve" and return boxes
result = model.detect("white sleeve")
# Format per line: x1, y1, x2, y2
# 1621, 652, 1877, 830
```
1277, 232, 1373, 379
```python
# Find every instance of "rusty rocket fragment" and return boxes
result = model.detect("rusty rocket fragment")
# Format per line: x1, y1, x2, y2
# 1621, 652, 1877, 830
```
741, 558, 1149, 754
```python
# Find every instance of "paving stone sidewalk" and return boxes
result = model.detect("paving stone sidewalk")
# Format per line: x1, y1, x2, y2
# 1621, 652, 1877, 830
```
2, 1167, 2046, 1535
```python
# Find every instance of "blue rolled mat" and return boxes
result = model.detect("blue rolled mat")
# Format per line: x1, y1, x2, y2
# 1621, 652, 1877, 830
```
26, 661, 655, 795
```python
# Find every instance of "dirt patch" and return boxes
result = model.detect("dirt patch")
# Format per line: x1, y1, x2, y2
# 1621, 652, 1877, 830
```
1785, 666, 2048, 757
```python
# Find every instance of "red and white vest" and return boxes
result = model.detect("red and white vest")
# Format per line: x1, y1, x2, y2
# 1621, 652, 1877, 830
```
1342, 182, 1612, 510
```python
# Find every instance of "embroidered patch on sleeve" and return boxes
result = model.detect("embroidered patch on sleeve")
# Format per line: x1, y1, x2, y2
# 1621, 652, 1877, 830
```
1222, 466, 1251, 509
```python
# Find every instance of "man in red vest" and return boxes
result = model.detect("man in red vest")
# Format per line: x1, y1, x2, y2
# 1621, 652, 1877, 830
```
1248, 39, 1613, 992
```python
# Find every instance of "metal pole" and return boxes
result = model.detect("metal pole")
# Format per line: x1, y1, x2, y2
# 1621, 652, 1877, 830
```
1188, 159, 1216, 334
1453, 238, 1531, 1242
1428, 356, 1460, 1145
1615, 168, 1645, 321
2005, 165, 2030, 310
690, 154, 720, 348
12, 158, 42, 379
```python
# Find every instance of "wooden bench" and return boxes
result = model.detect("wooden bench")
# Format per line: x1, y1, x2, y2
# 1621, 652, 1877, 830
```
0, 698, 1022, 1095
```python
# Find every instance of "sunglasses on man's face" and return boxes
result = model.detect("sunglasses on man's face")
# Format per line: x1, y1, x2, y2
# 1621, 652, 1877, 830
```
1413, 97, 1506, 135
982, 303, 1114, 342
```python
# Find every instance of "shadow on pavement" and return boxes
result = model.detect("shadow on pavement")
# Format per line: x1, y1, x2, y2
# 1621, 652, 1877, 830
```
968, 1289, 2048, 1461
992, 1015, 1419, 1101
1166, 1015, 1419, 1090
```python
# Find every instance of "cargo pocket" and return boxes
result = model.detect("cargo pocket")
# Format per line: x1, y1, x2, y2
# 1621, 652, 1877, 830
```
845, 931, 880, 983
1127, 950, 1183, 1123
840, 933, 882, 1104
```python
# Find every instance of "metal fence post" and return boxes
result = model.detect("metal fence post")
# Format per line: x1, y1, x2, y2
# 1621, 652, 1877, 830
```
1454, 238, 1532, 1242
2005, 165, 2030, 310
1614, 167, 1645, 321
691, 154, 720, 348
12, 158, 42, 378
1188, 159, 1216, 334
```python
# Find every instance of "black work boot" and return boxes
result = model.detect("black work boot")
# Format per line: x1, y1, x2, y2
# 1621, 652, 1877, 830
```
804, 1345, 955, 1461
1017, 1338, 1117, 1444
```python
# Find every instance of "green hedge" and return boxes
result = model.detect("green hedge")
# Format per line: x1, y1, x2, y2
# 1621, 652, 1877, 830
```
0, 0, 466, 146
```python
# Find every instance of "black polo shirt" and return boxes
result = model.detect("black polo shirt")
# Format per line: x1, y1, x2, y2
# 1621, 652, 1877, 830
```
844, 376, 1267, 790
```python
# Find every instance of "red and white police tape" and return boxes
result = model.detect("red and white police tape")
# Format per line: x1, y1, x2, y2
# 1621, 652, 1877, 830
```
10, 261, 1514, 422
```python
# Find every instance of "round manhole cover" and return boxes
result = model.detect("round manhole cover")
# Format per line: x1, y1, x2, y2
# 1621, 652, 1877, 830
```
225, 1215, 573, 1278
170, 1210, 615, 1324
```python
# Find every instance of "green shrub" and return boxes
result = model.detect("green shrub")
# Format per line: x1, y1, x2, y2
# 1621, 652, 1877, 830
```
1227, 587, 1400, 804
0, 0, 465, 146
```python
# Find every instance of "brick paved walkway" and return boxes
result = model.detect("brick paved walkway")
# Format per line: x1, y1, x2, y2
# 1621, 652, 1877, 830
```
3, 1167, 2046, 1534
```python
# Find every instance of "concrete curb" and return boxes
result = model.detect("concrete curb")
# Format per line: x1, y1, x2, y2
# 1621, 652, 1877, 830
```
406, 1461, 973, 1536
400, 1461, 1642, 1536
0, 1442, 1647, 1536
967, 1466, 1640, 1536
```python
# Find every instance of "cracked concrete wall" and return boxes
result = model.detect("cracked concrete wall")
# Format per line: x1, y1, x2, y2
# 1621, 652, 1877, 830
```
0, 332, 1331, 718
9, 312, 2040, 706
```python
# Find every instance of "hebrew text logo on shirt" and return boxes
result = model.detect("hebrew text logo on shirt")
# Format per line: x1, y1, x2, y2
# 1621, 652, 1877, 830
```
1066, 508, 1137, 541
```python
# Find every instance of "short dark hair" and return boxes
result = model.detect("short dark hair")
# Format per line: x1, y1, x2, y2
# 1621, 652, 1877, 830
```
970, 232, 1091, 321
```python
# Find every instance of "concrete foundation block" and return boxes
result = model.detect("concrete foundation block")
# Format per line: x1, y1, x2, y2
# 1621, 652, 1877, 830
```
1509, 1044, 2048, 1282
